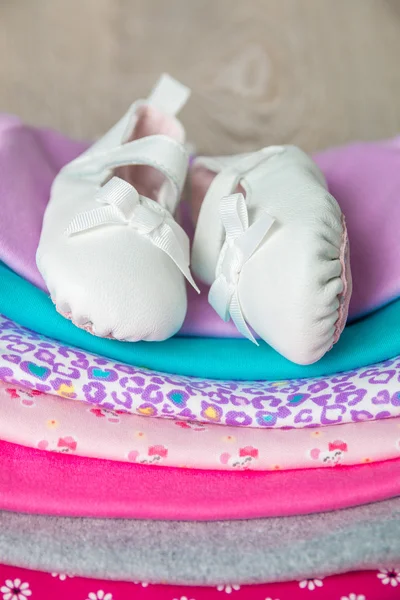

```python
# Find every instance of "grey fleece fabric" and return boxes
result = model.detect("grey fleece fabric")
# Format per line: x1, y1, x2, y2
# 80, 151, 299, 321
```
0, 497, 399, 585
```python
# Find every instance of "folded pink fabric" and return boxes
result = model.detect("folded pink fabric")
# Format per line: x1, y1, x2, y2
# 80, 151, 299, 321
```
1, 114, 400, 330
0, 438, 399, 519
3, 380, 400, 471
2, 565, 400, 600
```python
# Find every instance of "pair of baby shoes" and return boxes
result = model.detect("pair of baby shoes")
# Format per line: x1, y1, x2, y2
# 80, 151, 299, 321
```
36, 75, 352, 365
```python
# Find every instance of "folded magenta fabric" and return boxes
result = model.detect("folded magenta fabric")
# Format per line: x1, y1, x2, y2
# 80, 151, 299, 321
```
1, 565, 400, 600
3, 380, 400, 470
2, 315, 400, 428
1, 114, 400, 325
0, 439, 399, 519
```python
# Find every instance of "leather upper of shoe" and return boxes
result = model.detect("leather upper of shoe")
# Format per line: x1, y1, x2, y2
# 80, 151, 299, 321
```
191, 145, 352, 365
36, 75, 199, 342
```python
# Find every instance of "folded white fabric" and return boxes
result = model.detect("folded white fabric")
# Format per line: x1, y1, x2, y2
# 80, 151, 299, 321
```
191, 146, 352, 365
37, 74, 199, 342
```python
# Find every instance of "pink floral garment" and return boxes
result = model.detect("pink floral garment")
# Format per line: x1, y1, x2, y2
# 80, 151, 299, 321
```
2, 380, 400, 470
1, 565, 400, 600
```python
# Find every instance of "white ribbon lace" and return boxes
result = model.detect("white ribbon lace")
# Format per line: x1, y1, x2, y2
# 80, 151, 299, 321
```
65, 176, 199, 292
208, 193, 275, 344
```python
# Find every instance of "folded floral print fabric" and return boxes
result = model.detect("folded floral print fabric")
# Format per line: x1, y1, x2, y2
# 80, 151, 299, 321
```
1, 114, 399, 325
2, 380, 400, 470
3, 264, 400, 380
0, 440, 399, 519
2, 316, 400, 429
2, 566, 400, 600
0, 499, 399, 584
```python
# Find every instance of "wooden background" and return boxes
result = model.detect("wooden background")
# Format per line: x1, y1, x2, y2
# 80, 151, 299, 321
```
1, 0, 400, 154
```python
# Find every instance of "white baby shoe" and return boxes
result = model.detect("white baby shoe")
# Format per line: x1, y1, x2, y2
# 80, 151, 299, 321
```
37, 74, 199, 342
191, 146, 352, 365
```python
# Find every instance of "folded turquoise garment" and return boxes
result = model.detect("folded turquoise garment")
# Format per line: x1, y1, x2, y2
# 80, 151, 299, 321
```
1, 261, 400, 380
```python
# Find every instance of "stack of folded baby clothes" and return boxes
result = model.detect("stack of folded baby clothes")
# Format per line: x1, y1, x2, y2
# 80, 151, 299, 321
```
0, 76, 400, 600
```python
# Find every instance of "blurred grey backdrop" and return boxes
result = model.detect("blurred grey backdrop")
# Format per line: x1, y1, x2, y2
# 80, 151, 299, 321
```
1, 0, 400, 154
